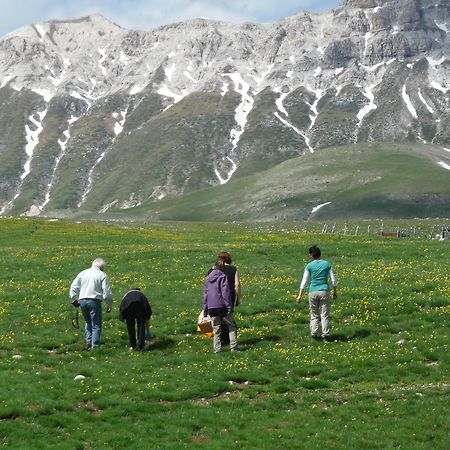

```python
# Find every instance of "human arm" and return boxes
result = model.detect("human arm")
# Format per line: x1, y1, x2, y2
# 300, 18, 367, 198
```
142, 293, 152, 319
221, 277, 232, 314
296, 269, 310, 303
69, 274, 80, 303
234, 270, 241, 306
102, 275, 113, 312
329, 268, 338, 300
203, 282, 208, 315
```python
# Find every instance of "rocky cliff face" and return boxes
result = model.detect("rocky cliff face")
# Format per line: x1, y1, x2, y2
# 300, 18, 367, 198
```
0, 0, 448, 217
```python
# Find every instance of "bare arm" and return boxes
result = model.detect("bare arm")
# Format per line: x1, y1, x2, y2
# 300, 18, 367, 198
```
235, 270, 241, 306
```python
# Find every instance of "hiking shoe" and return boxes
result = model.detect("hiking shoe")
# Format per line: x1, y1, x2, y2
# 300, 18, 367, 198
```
311, 335, 320, 341
323, 335, 332, 342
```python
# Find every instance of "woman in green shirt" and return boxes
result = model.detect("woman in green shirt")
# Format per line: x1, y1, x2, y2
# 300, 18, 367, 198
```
296, 246, 337, 342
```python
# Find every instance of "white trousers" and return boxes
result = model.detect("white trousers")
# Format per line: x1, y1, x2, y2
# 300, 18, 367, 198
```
308, 291, 331, 338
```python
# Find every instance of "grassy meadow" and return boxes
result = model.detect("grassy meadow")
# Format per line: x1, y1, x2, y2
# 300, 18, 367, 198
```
0, 218, 448, 449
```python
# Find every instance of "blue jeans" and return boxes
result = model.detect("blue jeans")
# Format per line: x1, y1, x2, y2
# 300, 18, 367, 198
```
79, 299, 103, 348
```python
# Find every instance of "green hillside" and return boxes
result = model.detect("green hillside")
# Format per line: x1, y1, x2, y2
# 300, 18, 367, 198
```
90, 142, 450, 221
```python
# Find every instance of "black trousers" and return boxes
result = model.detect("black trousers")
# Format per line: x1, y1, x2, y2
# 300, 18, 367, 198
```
123, 303, 147, 350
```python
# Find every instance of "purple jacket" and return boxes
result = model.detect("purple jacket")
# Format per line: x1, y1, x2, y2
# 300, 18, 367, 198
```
203, 269, 232, 314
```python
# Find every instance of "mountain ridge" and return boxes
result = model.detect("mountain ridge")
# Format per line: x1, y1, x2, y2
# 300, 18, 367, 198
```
0, 0, 448, 219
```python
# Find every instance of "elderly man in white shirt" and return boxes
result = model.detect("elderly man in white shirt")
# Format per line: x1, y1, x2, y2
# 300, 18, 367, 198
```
70, 258, 113, 349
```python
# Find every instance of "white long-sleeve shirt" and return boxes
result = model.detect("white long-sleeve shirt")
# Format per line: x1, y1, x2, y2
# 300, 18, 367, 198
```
69, 266, 113, 306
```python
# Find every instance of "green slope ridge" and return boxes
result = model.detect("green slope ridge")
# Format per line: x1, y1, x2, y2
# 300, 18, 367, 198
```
80, 142, 450, 221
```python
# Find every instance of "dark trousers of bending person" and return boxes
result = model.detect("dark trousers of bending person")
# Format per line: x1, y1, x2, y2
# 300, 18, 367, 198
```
123, 302, 147, 350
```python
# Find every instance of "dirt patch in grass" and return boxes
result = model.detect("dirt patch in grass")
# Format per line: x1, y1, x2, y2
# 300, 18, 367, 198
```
191, 435, 211, 443
77, 400, 104, 415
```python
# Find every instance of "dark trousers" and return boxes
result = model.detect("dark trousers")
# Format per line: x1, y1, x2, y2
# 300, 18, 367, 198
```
123, 303, 147, 350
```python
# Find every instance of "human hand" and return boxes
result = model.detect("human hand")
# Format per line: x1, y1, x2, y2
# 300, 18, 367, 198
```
296, 295, 302, 304
333, 292, 338, 300
106, 306, 112, 313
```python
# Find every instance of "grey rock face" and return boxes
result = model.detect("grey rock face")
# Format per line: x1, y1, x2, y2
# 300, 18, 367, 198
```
0, 0, 448, 216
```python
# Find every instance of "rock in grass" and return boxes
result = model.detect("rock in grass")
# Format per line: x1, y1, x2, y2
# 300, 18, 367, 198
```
12, 355, 23, 360
74, 374, 86, 381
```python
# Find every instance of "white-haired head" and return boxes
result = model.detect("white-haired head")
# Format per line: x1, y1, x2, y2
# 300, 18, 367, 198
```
92, 258, 106, 270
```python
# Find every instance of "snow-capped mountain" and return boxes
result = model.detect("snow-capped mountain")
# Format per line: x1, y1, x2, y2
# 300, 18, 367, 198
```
0, 0, 449, 218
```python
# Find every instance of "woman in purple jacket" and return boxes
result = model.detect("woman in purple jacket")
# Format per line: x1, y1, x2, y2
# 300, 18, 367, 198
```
203, 260, 238, 353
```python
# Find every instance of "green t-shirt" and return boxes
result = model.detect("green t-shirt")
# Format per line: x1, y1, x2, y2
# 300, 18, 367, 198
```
305, 259, 332, 292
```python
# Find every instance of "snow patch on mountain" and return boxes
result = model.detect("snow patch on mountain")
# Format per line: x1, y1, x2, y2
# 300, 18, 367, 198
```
418, 89, 434, 114
98, 47, 108, 77
402, 85, 418, 119
34, 24, 47, 40
275, 89, 289, 117
1, 74, 14, 88
250, 64, 274, 91
221, 81, 229, 97
274, 112, 314, 153
165, 63, 176, 82
70, 90, 92, 109
435, 21, 448, 33
79, 108, 128, 207
427, 56, 446, 69
215, 157, 237, 185
224, 72, 254, 150
158, 84, 187, 108
0, 109, 48, 215
430, 81, 448, 93
362, 10, 374, 59
311, 202, 331, 214
437, 161, 450, 170
41, 116, 80, 210
113, 110, 127, 136
357, 84, 379, 123
31, 88, 54, 103
215, 71, 257, 184
22, 110, 48, 181
306, 88, 325, 130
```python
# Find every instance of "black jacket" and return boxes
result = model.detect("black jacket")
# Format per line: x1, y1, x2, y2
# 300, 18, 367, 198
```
119, 290, 152, 321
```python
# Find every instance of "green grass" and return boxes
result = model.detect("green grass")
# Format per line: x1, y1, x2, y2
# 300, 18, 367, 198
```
0, 218, 448, 449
